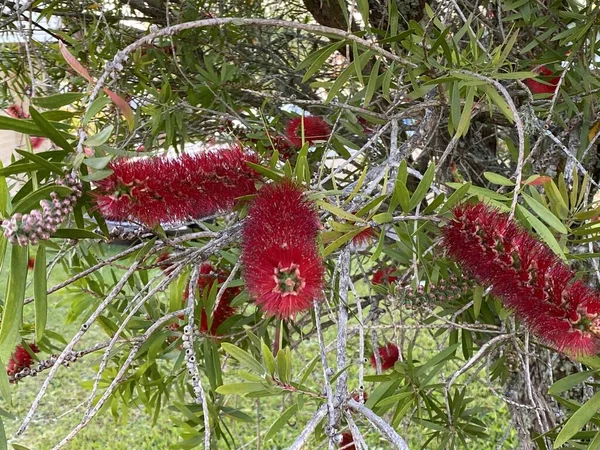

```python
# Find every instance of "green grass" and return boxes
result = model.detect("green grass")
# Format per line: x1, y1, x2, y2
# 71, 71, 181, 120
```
1, 245, 517, 449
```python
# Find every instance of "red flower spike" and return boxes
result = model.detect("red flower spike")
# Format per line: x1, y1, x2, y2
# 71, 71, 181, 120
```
525, 66, 560, 95
372, 267, 399, 285
241, 181, 324, 318
272, 135, 294, 159
6, 105, 25, 119
370, 343, 400, 371
352, 227, 374, 247
6, 105, 46, 148
285, 116, 331, 148
339, 432, 356, 450
93, 146, 259, 225
7, 343, 40, 377
183, 262, 238, 335
443, 202, 600, 356
30, 136, 45, 149
28, 257, 35, 270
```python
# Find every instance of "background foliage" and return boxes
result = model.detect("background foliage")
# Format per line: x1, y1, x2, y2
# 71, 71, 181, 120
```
2, 0, 600, 449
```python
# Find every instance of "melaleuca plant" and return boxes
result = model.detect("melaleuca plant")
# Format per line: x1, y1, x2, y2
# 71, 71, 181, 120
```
3, 1, 600, 449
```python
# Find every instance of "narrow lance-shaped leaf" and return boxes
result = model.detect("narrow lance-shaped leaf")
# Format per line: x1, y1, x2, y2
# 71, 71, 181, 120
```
264, 403, 298, 442
0, 245, 28, 361
555, 390, 600, 447
34, 245, 47, 341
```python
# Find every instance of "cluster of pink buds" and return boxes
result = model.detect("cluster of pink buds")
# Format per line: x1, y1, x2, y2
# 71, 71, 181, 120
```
400, 275, 476, 309
2, 174, 82, 246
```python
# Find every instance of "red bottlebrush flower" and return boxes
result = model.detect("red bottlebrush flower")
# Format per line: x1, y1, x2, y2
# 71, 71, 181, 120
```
370, 343, 400, 371
183, 263, 238, 335
285, 116, 331, 148
7, 343, 39, 377
372, 267, 398, 285
339, 432, 356, 450
352, 227, 374, 247
241, 181, 324, 318
28, 257, 35, 270
6, 106, 45, 148
6, 104, 26, 119
358, 116, 374, 135
443, 202, 600, 356
29, 136, 45, 149
525, 66, 560, 95
93, 146, 259, 226
271, 135, 294, 159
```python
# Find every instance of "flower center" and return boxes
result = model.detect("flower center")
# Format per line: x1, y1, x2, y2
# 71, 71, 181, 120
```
272, 263, 306, 296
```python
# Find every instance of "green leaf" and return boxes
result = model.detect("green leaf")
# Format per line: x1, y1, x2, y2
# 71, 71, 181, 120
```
483, 172, 515, 186
221, 343, 265, 374
0, 116, 41, 135
423, 193, 445, 214
375, 391, 414, 407
80, 169, 113, 182
0, 418, 6, 450
587, 430, 600, 450
415, 343, 460, 377
298, 41, 345, 82
246, 162, 283, 182
456, 86, 475, 138
52, 228, 105, 240
83, 125, 114, 147
518, 205, 566, 260
549, 371, 597, 395
522, 193, 569, 234
0, 360, 11, 404
390, 180, 411, 214
440, 182, 471, 213
276, 349, 288, 383
31, 93, 86, 109
447, 182, 508, 201
0, 245, 28, 362
323, 228, 363, 257
33, 246, 47, 341
261, 341, 276, 376
473, 285, 484, 319
12, 445, 31, 450
555, 390, 600, 447
317, 200, 361, 222
409, 162, 435, 210
215, 383, 267, 395
15, 149, 65, 176
83, 156, 113, 170
373, 212, 393, 224
83, 96, 112, 125
28, 106, 73, 152
325, 51, 373, 104
12, 185, 73, 215
483, 85, 514, 122
0, 161, 9, 216
264, 403, 298, 442
0, 237, 7, 278
363, 59, 381, 107
545, 180, 569, 220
